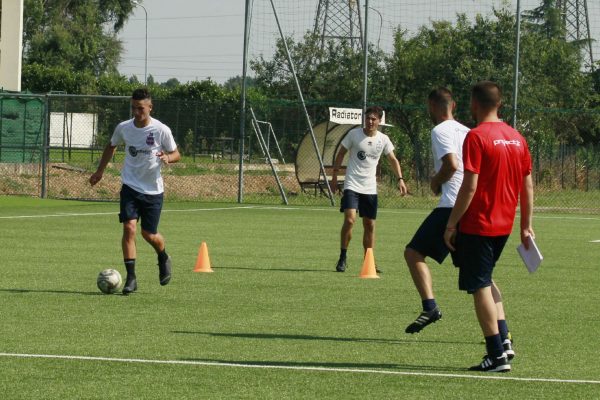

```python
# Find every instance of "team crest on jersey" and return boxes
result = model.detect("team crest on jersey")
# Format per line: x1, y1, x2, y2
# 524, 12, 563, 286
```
146, 132, 155, 146
357, 151, 367, 160
376, 141, 383, 152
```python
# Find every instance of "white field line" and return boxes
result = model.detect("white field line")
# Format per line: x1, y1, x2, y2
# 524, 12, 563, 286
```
0, 352, 599, 385
0, 206, 257, 220
1, 204, 599, 221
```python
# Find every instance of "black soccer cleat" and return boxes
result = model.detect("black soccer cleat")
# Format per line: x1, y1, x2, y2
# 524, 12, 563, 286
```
405, 307, 442, 334
158, 256, 172, 286
335, 259, 347, 272
122, 276, 138, 295
503, 339, 515, 362
469, 353, 511, 373
375, 265, 383, 274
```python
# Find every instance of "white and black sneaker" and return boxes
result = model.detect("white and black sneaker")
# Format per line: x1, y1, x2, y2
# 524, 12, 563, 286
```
405, 307, 442, 334
503, 339, 515, 362
469, 353, 511, 373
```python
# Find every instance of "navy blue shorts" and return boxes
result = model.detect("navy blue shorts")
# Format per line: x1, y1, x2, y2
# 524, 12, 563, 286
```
340, 189, 378, 220
119, 184, 164, 234
451, 232, 509, 294
406, 207, 452, 264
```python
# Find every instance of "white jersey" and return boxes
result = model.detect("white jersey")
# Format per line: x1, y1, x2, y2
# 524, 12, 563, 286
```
110, 117, 177, 195
341, 128, 394, 195
431, 119, 469, 208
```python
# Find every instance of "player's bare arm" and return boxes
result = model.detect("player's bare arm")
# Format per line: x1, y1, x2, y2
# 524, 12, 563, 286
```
330, 146, 347, 194
89, 144, 117, 186
444, 170, 478, 251
430, 153, 458, 195
157, 148, 181, 165
386, 152, 407, 196
519, 173, 534, 249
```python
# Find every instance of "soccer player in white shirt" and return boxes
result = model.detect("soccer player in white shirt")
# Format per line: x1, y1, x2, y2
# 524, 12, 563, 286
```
404, 87, 469, 332
330, 106, 407, 273
90, 88, 180, 295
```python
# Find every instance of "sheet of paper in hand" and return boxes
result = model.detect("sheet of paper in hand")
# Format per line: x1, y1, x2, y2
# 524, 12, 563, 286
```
517, 236, 543, 273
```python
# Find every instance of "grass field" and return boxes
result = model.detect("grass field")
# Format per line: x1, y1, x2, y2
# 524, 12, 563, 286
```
1, 196, 599, 399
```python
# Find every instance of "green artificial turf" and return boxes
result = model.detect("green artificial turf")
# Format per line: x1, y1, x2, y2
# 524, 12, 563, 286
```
0, 196, 598, 399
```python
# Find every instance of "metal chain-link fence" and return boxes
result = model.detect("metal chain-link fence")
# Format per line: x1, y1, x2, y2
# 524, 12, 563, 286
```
1, 93, 599, 212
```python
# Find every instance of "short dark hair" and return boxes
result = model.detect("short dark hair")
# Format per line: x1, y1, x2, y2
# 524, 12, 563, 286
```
365, 106, 384, 120
132, 88, 151, 101
428, 87, 453, 108
471, 81, 502, 110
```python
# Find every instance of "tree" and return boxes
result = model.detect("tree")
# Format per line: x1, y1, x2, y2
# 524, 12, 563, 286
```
223, 75, 256, 91
162, 78, 181, 89
23, 0, 136, 76
251, 33, 386, 105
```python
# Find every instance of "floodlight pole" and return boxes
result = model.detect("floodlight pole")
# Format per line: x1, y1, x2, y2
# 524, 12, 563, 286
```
269, 0, 335, 205
133, 1, 148, 85
238, 0, 252, 203
362, 0, 370, 118
511, 0, 522, 128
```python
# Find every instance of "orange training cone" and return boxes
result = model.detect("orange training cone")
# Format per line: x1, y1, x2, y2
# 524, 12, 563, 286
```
194, 242, 214, 273
359, 248, 380, 279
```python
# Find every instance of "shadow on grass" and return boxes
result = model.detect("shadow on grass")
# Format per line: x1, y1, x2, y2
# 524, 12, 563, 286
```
0, 288, 115, 296
179, 357, 466, 372
172, 331, 480, 346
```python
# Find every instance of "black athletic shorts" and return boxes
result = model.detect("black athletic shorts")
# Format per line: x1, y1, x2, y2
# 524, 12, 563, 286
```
119, 184, 164, 234
451, 232, 509, 294
340, 189, 378, 220
406, 207, 452, 264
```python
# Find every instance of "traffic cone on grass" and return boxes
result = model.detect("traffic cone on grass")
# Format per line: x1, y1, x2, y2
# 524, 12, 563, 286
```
359, 248, 379, 279
194, 242, 214, 273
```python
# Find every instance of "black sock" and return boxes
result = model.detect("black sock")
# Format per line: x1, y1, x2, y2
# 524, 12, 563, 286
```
485, 334, 504, 359
339, 248, 347, 261
124, 259, 136, 278
498, 320, 509, 341
422, 299, 437, 312
158, 249, 169, 263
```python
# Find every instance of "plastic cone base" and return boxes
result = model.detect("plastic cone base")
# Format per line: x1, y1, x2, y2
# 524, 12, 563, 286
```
359, 248, 379, 279
194, 242, 214, 273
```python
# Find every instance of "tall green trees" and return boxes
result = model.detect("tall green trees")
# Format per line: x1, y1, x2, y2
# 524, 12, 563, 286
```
22, 0, 136, 92
24, 0, 135, 74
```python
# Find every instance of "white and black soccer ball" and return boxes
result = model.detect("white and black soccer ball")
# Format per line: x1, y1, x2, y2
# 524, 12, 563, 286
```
97, 269, 123, 294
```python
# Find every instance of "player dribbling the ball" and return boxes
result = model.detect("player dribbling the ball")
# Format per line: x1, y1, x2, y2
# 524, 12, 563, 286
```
90, 88, 180, 295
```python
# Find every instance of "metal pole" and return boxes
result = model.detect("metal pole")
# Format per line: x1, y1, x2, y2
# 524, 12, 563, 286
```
269, 0, 335, 205
238, 0, 252, 203
133, 1, 148, 85
511, 0, 521, 128
368, 6, 382, 51
41, 95, 49, 198
583, 0, 595, 71
362, 0, 370, 117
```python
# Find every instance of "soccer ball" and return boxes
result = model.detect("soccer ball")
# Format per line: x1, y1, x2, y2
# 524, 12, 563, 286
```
97, 269, 123, 294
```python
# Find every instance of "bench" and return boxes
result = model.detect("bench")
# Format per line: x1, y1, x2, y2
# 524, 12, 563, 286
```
299, 166, 346, 197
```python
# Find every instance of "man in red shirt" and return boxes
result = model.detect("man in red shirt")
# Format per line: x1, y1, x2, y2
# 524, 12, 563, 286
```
444, 81, 534, 372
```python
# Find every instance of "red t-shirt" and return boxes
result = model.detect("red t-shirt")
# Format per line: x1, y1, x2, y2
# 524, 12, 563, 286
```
460, 121, 532, 236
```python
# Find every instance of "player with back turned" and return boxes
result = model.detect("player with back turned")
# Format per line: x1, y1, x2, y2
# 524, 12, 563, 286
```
403, 88, 516, 344
444, 81, 534, 372
90, 88, 181, 295
403, 87, 469, 333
